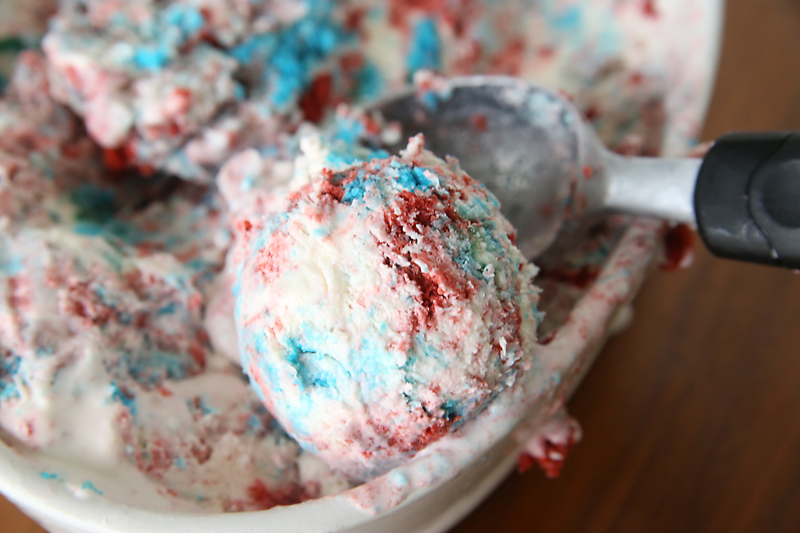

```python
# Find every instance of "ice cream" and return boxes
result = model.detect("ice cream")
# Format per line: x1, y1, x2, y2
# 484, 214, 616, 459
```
0, 224, 350, 512
39, 0, 708, 183
234, 134, 540, 479
0, 0, 719, 522
0, 47, 353, 513
41, 0, 384, 181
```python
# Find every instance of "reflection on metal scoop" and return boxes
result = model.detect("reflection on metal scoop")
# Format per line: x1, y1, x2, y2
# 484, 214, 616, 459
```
369, 76, 701, 259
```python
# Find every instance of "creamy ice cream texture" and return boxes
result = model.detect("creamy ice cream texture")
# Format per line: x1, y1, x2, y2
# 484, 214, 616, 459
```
234, 135, 540, 479
0, 0, 715, 517
35, 0, 704, 181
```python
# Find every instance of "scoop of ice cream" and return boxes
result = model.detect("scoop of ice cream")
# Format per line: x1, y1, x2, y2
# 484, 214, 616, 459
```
234, 135, 541, 479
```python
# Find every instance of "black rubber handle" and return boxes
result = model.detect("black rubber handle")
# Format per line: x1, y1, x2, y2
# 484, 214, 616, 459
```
696, 132, 800, 269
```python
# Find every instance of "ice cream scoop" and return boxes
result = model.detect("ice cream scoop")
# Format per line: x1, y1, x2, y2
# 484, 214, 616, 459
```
372, 76, 800, 269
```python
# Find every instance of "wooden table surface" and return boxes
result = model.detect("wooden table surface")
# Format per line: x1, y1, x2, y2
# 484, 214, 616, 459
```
4, 1, 800, 531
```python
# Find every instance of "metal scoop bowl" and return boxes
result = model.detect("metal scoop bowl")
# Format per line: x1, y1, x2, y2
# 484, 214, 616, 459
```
370, 76, 800, 268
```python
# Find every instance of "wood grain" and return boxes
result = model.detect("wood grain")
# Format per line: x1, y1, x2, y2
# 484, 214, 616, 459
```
3, 0, 800, 531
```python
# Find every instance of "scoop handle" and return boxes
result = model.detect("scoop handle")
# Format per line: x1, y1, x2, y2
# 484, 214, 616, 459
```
696, 132, 800, 268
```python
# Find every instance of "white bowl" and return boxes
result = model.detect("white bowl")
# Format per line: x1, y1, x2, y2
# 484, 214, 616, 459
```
1, 1, 724, 532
